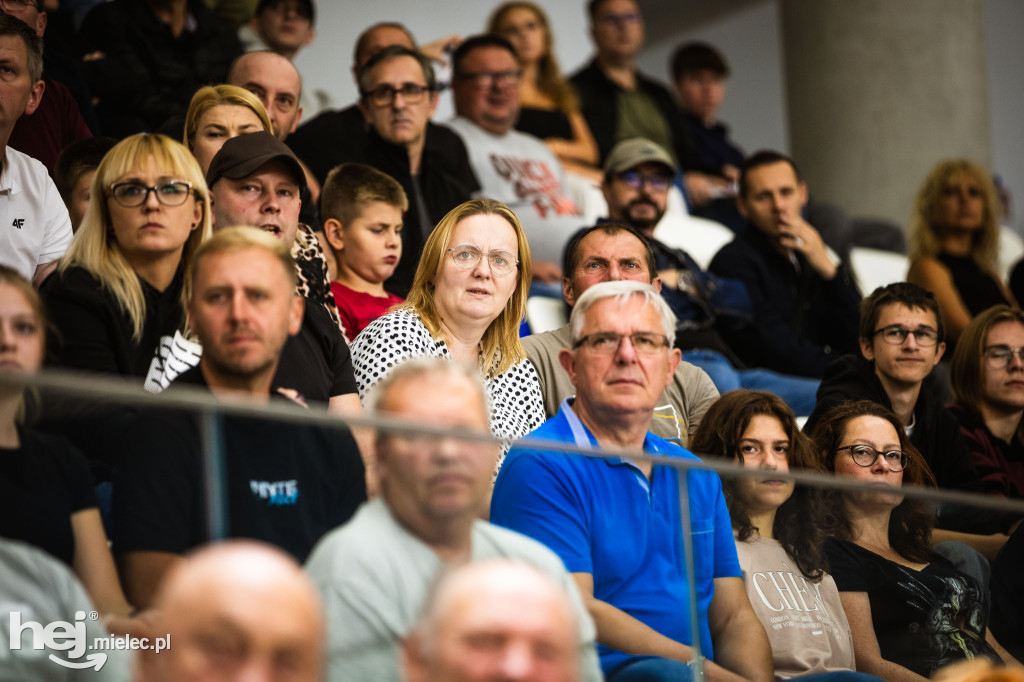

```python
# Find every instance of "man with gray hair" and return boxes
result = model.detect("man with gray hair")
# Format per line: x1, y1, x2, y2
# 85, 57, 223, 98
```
403, 559, 584, 682
493, 280, 772, 682
305, 357, 602, 682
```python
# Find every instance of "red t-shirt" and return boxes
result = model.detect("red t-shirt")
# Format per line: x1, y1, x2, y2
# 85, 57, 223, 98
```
330, 281, 404, 342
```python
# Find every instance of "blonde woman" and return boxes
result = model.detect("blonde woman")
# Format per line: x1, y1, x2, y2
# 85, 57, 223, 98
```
182, 84, 272, 174
908, 160, 1016, 344
350, 198, 543, 464
41, 133, 211, 391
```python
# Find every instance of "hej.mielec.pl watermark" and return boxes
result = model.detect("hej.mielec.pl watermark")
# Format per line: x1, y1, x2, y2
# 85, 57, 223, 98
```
8, 610, 170, 671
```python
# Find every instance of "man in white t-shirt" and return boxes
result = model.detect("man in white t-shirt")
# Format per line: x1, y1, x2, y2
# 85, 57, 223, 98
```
0, 14, 72, 285
447, 35, 584, 278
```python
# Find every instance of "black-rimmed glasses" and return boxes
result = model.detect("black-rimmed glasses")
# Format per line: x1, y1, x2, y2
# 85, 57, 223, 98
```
361, 84, 432, 107
108, 181, 193, 208
872, 325, 939, 347
836, 444, 907, 472
455, 69, 522, 89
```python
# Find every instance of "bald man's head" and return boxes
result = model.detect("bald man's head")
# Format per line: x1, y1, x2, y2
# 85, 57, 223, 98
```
404, 560, 582, 682
228, 51, 303, 140
138, 541, 325, 682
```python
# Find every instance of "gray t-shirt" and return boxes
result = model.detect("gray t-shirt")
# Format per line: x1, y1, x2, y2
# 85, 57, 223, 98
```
305, 498, 603, 682
447, 116, 586, 265
522, 324, 719, 445
0, 539, 130, 682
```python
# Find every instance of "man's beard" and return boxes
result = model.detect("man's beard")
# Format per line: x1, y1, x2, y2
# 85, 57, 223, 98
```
625, 198, 665, 234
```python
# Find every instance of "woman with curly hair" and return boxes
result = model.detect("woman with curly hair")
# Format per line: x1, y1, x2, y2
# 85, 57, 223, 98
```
907, 160, 1016, 345
487, 2, 599, 176
691, 390, 861, 679
808, 400, 1016, 679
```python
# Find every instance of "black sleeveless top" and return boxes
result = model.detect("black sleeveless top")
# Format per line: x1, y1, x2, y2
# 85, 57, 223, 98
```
937, 252, 1010, 315
515, 106, 573, 140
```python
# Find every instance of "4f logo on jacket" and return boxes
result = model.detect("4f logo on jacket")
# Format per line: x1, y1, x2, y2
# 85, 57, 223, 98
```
11, 218, 24, 229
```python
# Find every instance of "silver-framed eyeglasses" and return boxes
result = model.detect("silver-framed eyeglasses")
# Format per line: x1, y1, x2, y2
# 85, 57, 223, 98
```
617, 170, 672, 192
836, 444, 907, 472
984, 345, 1024, 369
573, 331, 670, 355
446, 244, 519, 276
872, 325, 939, 347
362, 83, 432, 107
109, 181, 193, 208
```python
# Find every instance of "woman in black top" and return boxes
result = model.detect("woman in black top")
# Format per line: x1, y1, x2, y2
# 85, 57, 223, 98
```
488, 2, 600, 178
0, 265, 133, 624
808, 400, 1016, 679
908, 159, 1016, 345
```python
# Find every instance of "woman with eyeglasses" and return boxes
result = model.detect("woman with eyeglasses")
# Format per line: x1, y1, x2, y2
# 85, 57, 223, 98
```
690, 390, 869, 680
808, 400, 1016, 679
350, 198, 543, 469
907, 160, 1016, 347
41, 133, 211, 388
949, 305, 1024, 499
487, 2, 600, 178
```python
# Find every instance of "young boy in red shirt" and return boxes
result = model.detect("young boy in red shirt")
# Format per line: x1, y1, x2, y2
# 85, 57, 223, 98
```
323, 163, 407, 341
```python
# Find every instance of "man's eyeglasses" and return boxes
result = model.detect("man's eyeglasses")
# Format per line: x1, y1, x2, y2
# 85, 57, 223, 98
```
836, 444, 908, 472
446, 244, 519, 276
599, 12, 641, 27
984, 345, 1024, 369
362, 84, 432, 108
108, 181, 193, 208
872, 325, 939, 347
573, 331, 670, 355
616, 171, 671, 192
0, 0, 41, 14
455, 69, 522, 90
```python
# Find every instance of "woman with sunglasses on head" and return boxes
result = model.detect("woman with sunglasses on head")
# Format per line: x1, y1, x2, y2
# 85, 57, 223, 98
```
350, 198, 543, 469
41, 134, 211, 391
808, 400, 1017, 680
949, 305, 1024, 499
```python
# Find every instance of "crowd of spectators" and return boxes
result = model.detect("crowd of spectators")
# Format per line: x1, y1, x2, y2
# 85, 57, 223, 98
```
1, 0, 1023, 680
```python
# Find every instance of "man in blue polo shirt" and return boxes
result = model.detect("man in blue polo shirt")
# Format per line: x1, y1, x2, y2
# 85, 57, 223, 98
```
492, 280, 772, 682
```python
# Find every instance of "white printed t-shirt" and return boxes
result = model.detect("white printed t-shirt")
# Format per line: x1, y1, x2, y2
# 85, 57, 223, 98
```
0, 146, 72, 280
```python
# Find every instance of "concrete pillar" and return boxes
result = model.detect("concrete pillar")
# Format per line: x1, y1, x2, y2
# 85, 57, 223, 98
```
780, 0, 991, 230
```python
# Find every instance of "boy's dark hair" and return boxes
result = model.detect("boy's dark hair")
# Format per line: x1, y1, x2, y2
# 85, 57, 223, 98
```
452, 35, 519, 76
0, 13, 43, 83
670, 41, 729, 82
320, 163, 409, 228
53, 137, 119, 204
859, 282, 945, 345
255, 0, 314, 23
738, 150, 801, 198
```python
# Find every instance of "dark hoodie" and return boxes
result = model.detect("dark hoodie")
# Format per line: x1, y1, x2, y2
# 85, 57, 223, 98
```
806, 354, 1016, 533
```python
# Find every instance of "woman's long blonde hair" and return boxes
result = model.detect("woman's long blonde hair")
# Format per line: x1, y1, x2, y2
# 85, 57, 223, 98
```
487, 1, 579, 112
183, 84, 273, 152
403, 199, 532, 378
59, 134, 213, 341
908, 159, 1001, 270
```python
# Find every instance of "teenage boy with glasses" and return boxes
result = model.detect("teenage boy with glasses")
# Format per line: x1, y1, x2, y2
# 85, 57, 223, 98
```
807, 282, 1017, 555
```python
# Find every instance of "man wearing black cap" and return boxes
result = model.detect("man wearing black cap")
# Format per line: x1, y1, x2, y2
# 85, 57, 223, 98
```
205, 132, 364, 435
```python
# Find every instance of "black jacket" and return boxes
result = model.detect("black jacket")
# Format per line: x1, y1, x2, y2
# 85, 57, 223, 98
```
709, 227, 862, 377
569, 59, 699, 169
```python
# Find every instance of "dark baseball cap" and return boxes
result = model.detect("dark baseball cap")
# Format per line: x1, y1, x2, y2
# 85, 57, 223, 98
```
205, 132, 307, 192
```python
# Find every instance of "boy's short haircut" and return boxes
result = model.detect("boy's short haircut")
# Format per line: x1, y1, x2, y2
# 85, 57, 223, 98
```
320, 163, 409, 228
53, 137, 119, 204
670, 41, 729, 82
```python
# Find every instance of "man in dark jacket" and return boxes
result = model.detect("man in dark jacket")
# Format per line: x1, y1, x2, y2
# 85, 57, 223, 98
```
709, 151, 861, 378
805, 282, 1017, 546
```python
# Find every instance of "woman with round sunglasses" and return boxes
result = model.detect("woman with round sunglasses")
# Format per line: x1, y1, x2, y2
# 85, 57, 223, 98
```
351, 198, 543, 468
41, 133, 211, 387
808, 400, 1017, 679
691, 391, 870, 680
949, 305, 1024, 499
